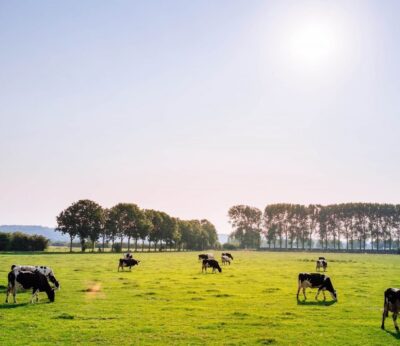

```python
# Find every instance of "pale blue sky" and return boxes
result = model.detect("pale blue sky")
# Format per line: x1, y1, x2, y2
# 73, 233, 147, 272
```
1, 1, 399, 234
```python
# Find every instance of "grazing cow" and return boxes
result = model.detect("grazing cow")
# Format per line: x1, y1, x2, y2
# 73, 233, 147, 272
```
118, 258, 140, 271
198, 253, 214, 261
202, 259, 222, 273
6, 270, 55, 303
11, 265, 60, 289
222, 253, 233, 260
316, 259, 328, 272
381, 288, 400, 332
221, 255, 231, 265
297, 273, 337, 301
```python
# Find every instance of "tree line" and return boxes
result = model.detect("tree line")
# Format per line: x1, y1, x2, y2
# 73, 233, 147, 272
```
228, 203, 400, 251
0, 232, 49, 251
56, 199, 218, 252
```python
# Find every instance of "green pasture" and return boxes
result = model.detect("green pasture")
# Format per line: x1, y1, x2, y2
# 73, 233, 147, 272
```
0, 251, 399, 345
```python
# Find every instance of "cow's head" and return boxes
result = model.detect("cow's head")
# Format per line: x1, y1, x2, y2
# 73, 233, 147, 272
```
331, 290, 337, 301
49, 274, 60, 290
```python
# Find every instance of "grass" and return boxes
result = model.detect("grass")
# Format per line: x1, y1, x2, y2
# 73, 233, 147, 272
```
0, 251, 399, 345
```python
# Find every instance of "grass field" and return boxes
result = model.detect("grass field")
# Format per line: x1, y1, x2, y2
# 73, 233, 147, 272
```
0, 251, 399, 345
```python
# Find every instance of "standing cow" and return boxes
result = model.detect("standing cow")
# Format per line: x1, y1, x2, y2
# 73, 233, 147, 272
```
316, 259, 328, 272
297, 273, 337, 301
221, 255, 231, 265
118, 258, 140, 271
381, 288, 400, 332
6, 270, 55, 303
202, 259, 222, 273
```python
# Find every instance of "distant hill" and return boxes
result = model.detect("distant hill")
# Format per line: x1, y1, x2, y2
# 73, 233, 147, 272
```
0, 225, 68, 242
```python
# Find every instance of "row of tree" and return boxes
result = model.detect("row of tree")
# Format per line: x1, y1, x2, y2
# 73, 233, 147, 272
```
56, 200, 218, 252
0, 232, 49, 251
228, 203, 400, 251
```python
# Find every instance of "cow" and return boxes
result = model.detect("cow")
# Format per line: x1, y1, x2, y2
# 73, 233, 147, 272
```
11, 265, 60, 289
221, 255, 231, 265
6, 269, 55, 303
198, 253, 214, 261
381, 288, 400, 332
222, 252, 233, 260
202, 259, 222, 273
297, 273, 337, 301
118, 258, 140, 271
316, 259, 328, 272
318, 257, 326, 260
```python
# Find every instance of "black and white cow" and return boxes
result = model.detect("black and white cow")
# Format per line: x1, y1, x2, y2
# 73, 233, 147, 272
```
222, 252, 233, 260
297, 273, 337, 301
6, 270, 55, 303
381, 288, 400, 332
198, 253, 214, 261
316, 259, 328, 272
118, 258, 140, 271
202, 259, 222, 273
221, 255, 231, 265
11, 265, 60, 289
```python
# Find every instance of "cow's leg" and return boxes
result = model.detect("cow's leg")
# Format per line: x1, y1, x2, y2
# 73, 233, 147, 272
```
5, 285, 11, 303
322, 290, 326, 301
296, 283, 301, 300
315, 288, 321, 300
382, 310, 387, 330
12, 286, 17, 303
302, 287, 307, 300
31, 289, 39, 303
393, 312, 399, 332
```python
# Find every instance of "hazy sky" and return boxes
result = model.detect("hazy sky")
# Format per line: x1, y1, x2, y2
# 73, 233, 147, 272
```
1, 1, 400, 234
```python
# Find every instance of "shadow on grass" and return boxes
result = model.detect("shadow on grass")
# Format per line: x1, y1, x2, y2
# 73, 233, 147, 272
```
0, 302, 29, 309
297, 299, 337, 306
383, 329, 400, 340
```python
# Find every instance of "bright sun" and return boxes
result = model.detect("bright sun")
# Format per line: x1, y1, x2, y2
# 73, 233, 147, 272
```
285, 18, 342, 69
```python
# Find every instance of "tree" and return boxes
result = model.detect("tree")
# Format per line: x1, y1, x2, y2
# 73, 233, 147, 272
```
106, 203, 141, 252
56, 199, 104, 252
228, 205, 262, 249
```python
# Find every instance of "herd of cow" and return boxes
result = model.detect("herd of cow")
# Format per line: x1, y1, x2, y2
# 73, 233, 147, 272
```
4, 254, 400, 332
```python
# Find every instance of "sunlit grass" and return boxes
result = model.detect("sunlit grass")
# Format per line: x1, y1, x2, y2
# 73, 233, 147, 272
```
0, 252, 399, 345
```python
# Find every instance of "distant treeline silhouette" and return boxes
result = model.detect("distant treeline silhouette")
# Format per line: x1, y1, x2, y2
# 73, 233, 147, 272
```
56, 200, 218, 252
228, 203, 400, 251
0, 232, 49, 251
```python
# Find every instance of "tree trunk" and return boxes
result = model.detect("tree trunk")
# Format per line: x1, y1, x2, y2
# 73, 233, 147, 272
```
70, 236, 73, 252
102, 235, 105, 252
135, 238, 138, 251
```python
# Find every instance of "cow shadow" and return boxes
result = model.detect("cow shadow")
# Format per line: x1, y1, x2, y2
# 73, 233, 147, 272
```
0, 302, 29, 309
383, 329, 400, 340
297, 299, 336, 306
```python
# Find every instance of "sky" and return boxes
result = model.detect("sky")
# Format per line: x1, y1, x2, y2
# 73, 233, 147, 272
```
1, 0, 400, 234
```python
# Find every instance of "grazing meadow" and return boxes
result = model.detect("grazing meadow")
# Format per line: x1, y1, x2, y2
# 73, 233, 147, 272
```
0, 251, 399, 345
